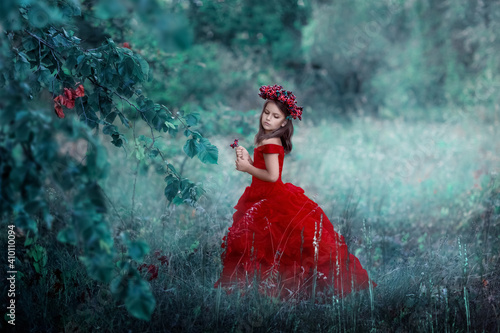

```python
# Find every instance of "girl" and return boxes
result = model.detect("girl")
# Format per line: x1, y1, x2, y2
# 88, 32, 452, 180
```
214, 85, 376, 301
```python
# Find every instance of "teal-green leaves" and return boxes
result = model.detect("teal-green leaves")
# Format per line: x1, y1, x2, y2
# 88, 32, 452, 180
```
125, 277, 156, 321
196, 137, 219, 164
183, 128, 218, 165
121, 232, 150, 262
1, 0, 220, 324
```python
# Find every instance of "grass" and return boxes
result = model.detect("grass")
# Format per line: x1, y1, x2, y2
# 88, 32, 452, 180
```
7, 108, 500, 332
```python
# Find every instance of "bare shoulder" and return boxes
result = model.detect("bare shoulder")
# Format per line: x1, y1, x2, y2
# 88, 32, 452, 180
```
257, 137, 282, 147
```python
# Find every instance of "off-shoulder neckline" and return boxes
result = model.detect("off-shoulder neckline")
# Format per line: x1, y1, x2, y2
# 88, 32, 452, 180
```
255, 143, 284, 150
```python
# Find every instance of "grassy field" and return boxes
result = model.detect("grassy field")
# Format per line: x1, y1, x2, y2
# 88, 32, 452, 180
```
13, 109, 499, 332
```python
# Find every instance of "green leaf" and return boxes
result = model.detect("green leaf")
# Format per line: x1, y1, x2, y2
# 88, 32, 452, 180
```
118, 112, 131, 128
190, 130, 202, 140
103, 124, 118, 135
172, 195, 185, 206
110, 274, 127, 299
111, 133, 123, 147
77, 54, 85, 64
164, 180, 180, 202
190, 240, 200, 253
22, 37, 36, 51
166, 163, 178, 176
17, 51, 30, 63
127, 240, 150, 262
183, 138, 198, 158
52, 33, 71, 48
184, 113, 199, 127
137, 135, 153, 145
24, 232, 34, 247
78, 60, 91, 77
125, 277, 156, 321
148, 149, 159, 158
78, 253, 114, 283
164, 121, 175, 129
27, 244, 47, 273
142, 109, 156, 124
135, 55, 150, 80
135, 147, 145, 160
196, 138, 218, 164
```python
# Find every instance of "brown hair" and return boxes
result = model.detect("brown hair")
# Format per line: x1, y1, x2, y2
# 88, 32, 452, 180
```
254, 100, 294, 154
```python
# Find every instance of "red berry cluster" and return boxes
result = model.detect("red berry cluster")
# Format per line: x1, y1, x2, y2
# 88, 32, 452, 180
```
258, 84, 303, 120
138, 263, 158, 281
230, 139, 239, 149
137, 250, 169, 281
53, 84, 85, 118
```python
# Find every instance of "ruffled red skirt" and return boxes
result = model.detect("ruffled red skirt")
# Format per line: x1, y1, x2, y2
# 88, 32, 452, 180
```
214, 178, 377, 301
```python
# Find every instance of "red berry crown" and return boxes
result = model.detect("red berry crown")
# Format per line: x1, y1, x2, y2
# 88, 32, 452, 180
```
258, 84, 303, 120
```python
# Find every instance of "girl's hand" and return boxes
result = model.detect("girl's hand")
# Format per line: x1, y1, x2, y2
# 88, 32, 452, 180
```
236, 146, 251, 163
235, 156, 251, 172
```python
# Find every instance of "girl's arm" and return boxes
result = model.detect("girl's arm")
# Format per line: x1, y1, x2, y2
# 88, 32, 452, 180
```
236, 153, 279, 182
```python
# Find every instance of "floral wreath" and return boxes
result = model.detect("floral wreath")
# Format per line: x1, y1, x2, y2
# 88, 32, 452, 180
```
258, 84, 303, 120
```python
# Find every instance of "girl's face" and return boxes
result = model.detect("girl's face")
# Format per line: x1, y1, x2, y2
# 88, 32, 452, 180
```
261, 102, 287, 134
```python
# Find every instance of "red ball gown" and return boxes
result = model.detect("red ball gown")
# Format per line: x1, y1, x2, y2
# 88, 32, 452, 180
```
214, 144, 376, 301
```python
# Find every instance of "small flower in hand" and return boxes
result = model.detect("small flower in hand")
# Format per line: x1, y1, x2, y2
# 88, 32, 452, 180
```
230, 139, 239, 149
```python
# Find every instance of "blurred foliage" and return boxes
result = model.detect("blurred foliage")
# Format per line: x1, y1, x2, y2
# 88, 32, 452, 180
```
297, 0, 500, 119
0, 0, 218, 322
187, 0, 311, 67
137, 0, 500, 125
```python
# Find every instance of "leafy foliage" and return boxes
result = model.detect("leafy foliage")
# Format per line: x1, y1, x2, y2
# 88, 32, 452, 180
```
0, 0, 218, 322
187, 0, 311, 66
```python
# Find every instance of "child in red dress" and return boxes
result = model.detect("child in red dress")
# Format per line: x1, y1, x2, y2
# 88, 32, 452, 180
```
214, 85, 377, 301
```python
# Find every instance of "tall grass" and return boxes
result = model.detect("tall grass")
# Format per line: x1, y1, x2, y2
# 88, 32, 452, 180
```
11, 111, 499, 332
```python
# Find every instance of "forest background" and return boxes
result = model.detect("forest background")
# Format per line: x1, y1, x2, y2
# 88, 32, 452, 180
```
1, 0, 499, 331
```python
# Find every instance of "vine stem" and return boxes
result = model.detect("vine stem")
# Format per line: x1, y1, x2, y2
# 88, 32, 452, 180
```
131, 160, 139, 225
131, 118, 138, 225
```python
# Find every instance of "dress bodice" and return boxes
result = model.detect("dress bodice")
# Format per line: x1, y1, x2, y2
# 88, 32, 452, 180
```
251, 144, 285, 184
